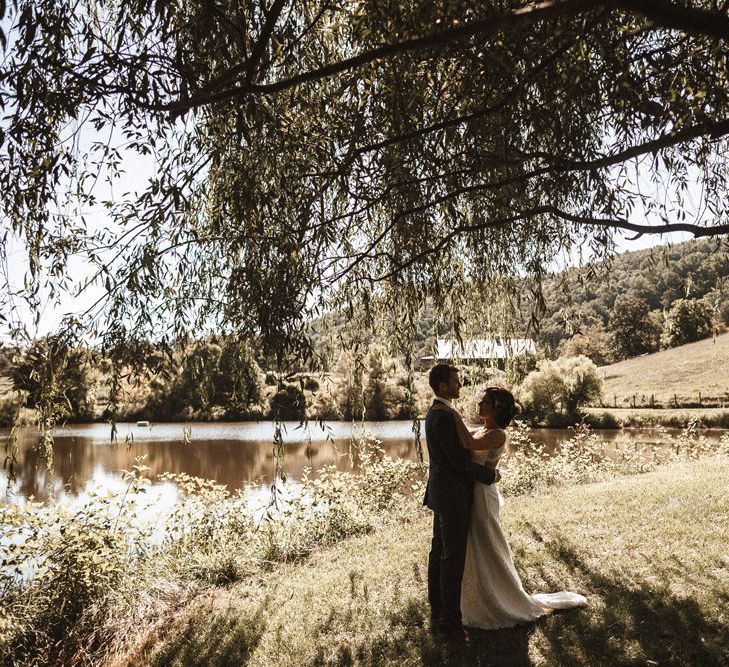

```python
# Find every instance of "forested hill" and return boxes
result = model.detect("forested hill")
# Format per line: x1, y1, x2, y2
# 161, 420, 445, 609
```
308, 238, 729, 364
532, 238, 729, 354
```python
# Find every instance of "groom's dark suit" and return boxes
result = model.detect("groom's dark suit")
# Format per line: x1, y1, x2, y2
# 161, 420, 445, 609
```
424, 400, 496, 630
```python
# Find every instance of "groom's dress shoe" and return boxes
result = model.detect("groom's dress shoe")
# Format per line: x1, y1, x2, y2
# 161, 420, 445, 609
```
430, 621, 469, 643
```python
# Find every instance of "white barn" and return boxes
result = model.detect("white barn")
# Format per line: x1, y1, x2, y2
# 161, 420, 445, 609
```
420, 338, 537, 368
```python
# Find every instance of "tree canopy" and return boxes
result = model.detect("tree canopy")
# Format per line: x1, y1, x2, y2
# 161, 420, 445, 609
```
2, 0, 729, 366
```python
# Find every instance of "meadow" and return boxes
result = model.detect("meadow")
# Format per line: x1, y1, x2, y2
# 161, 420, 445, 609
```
120, 460, 729, 667
2, 425, 728, 666
597, 332, 729, 408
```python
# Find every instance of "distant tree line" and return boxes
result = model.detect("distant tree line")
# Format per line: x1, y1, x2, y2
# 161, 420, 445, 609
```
310, 239, 728, 369
541, 239, 728, 364
1, 239, 726, 426
1, 337, 427, 425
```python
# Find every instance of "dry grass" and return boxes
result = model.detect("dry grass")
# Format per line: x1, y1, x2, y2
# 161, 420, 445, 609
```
597, 332, 729, 407
111, 459, 729, 667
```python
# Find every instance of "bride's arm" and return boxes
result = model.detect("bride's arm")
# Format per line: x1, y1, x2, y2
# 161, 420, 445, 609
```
451, 411, 506, 451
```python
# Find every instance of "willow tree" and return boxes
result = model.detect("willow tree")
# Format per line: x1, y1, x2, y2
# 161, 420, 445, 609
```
2, 0, 729, 369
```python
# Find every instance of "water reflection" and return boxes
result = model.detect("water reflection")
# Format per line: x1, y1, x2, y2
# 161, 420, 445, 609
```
2, 421, 725, 505
1, 421, 422, 504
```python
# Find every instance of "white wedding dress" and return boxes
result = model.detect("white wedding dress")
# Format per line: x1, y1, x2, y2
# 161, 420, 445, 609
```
461, 432, 587, 629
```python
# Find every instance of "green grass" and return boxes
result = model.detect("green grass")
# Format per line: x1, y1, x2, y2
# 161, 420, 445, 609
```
584, 406, 729, 428
598, 332, 729, 408
110, 459, 729, 667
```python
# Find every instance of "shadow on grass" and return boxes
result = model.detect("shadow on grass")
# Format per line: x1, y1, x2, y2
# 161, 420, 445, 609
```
529, 531, 729, 667
314, 596, 534, 667
141, 598, 268, 667
336, 530, 729, 666
126, 529, 729, 666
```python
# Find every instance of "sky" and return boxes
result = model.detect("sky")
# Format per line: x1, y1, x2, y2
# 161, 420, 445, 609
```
1, 126, 697, 342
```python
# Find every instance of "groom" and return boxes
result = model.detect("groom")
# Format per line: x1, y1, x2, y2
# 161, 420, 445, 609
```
424, 363, 500, 636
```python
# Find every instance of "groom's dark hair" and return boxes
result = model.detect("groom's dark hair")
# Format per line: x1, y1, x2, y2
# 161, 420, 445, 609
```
429, 363, 458, 392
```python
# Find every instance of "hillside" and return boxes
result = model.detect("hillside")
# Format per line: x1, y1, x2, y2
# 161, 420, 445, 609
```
309, 238, 729, 361
536, 237, 729, 353
598, 331, 729, 407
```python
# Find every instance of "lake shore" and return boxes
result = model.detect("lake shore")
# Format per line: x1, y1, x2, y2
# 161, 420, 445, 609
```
6, 406, 729, 430
4, 419, 728, 506
3, 428, 728, 666
584, 406, 729, 429
107, 459, 729, 667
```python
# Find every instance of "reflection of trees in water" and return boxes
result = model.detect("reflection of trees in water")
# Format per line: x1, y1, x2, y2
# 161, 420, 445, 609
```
4, 433, 420, 502
12, 435, 126, 501
4, 425, 725, 503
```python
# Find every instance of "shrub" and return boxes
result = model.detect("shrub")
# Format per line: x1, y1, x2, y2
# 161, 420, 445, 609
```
268, 383, 307, 420
301, 375, 320, 392
0, 459, 152, 664
308, 389, 342, 421
364, 347, 422, 420
12, 337, 99, 422
504, 354, 538, 386
0, 395, 23, 428
332, 351, 366, 420
145, 338, 266, 419
582, 410, 620, 429
260, 435, 422, 562
517, 355, 602, 425
561, 323, 614, 366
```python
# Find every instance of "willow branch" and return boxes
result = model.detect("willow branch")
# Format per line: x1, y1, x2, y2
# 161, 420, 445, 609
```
163, 0, 598, 114
162, 0, 729, 115
372, 204, 729, 282
546, 205, 729, 236
352, 37, 580, 156
523, 117, 729, 170
609, 0, 729, 41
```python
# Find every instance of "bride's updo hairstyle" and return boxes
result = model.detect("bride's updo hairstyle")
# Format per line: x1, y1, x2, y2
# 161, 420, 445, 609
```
482, 387, 521, 428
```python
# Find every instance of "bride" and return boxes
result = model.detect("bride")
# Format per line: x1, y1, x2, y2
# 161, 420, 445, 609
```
433, 386, 587, 629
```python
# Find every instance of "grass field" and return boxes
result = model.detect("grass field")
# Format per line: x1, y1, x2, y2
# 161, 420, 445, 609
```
110, 459, 729, 667
584, 406, 729, 428
597, 332, 729, 408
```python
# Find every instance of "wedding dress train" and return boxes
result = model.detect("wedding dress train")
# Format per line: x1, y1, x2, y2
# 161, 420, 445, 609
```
461, 446, 587, 630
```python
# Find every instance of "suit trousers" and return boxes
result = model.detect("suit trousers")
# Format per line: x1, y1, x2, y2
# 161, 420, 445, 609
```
427, 506, 471, 628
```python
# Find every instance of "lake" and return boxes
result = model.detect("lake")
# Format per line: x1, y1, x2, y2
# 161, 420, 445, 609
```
1, 421, 726, 506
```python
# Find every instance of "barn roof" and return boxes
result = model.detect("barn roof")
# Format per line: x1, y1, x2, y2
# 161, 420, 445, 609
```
421, 338, 536, 361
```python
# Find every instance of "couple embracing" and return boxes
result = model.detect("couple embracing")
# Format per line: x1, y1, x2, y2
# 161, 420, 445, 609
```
424, 363, 586, 638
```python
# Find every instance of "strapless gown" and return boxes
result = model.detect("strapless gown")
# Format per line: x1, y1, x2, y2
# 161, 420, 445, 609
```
461, 442, 587, 629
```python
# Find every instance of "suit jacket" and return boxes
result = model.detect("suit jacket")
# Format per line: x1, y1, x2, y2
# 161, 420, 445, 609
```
423, 401, 496, 513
